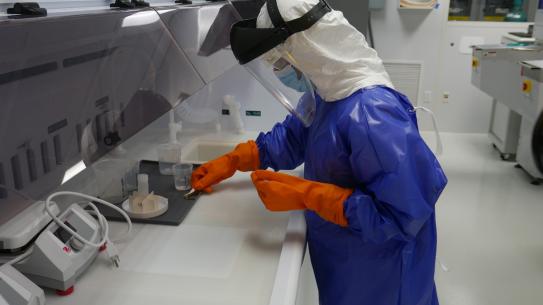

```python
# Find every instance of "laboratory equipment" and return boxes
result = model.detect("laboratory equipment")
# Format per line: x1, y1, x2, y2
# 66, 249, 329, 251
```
121, 173, 169, 219
169, 111, 183, 145
123, 192, 169, 219
0, 264, 45, 305
137, 174, 150, 196
0, 2, 316, 304
91, 159, 138, 203
502, 26, 535, 45
0, 199, 59, 252
471, 1, 543, 183
99, 161, 199, 225
173, 163, 193, 191
157, 143, 182, 175
0, 3, 211, 266
15, 204, 102, 292
471, 44, 543, 160
512, 60, 543, 182
12, 191, 132, 292
0, 0, 251, 298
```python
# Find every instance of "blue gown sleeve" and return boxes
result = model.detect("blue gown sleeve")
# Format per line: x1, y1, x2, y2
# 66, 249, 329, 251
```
256, 114, 308, 171
341, 93, 447, 243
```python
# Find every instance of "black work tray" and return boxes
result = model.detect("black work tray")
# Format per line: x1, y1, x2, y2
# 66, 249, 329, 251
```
97, 160, 199, 226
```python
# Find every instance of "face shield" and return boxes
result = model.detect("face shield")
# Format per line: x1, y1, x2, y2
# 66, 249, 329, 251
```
230, 0, 331, 127
244, 54, 317, 126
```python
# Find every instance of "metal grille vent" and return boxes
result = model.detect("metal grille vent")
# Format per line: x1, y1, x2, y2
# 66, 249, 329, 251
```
384, 61, 423, 105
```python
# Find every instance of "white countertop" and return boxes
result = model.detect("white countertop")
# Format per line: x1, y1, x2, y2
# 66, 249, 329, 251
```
39, 111, 308, 305
45, 171, 304, 305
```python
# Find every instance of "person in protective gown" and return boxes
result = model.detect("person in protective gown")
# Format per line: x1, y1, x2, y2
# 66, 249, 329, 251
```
191, 0, 448, 304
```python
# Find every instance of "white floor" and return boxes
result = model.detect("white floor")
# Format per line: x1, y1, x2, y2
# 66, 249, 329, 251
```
296, 133, 543, 305
435, 133, 543, 305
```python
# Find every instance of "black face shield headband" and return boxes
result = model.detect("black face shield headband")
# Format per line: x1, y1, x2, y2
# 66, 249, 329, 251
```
229, 0, 331, 65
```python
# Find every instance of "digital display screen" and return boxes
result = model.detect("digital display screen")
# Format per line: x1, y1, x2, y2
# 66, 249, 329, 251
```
54, 221, 77, 244
540, 0, 543, 10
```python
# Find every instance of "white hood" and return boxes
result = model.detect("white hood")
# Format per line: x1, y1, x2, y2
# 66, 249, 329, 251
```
256, 0, 393, 101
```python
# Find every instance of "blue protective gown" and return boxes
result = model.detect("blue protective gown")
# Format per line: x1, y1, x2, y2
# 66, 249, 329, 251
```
255, 86, 448, 305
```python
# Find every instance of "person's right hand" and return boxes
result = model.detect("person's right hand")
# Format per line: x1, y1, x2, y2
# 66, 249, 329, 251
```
191, 140, 260, 192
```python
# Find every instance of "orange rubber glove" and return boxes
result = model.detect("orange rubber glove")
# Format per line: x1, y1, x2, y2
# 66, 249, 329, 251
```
250, 170, 353, 227
191, 140, 260, 192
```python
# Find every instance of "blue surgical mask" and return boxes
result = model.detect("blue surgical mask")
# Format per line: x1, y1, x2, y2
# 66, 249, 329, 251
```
274, 65, 311, 93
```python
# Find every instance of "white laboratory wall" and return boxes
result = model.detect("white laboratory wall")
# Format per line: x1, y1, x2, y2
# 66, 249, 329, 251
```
371, 0, 531, 133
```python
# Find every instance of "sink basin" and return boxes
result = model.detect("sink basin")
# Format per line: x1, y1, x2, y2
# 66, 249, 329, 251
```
181, 140, 238, 164
181, 132, 259, 164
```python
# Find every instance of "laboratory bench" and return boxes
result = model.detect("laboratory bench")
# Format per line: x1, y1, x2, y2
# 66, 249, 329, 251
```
47, 174, 306, 305
46, 120, 308, 305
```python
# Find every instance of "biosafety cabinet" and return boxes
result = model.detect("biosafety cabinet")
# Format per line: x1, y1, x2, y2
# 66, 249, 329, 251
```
0, 2, 308, 305
0, 3, 241, 204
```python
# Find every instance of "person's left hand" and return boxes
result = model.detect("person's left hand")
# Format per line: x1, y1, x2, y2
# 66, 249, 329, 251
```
250, 170, 307, 211
250, 170, 353, 227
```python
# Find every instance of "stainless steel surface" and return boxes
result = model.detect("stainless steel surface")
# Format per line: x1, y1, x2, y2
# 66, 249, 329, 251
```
472, 44, 543, 180
472, 45, 543, 115
471, 45, 532, 162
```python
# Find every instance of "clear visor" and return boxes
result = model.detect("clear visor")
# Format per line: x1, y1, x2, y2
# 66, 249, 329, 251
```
244, 56, 316, 127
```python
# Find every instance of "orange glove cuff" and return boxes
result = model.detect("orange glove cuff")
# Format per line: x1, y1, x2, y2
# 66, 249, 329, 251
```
251, 170, 352, 228
305, 184, 353, 227
230, 140, 260, 172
